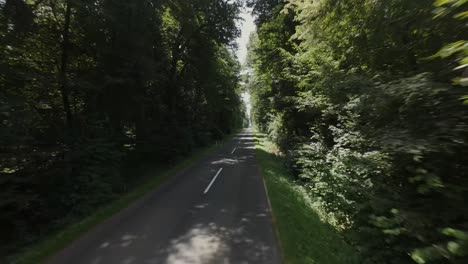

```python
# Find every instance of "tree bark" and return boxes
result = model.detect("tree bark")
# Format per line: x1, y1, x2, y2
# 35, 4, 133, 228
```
59, 0, 74, 133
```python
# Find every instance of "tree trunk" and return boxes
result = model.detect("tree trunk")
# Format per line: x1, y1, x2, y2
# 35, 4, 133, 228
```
59, 0, 74, 134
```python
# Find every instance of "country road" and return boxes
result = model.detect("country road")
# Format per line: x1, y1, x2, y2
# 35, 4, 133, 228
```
46, 130, 282, 264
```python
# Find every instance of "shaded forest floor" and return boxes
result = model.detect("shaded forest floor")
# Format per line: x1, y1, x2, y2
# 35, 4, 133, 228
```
8, 134, 236, 264
254, 133, 361, 264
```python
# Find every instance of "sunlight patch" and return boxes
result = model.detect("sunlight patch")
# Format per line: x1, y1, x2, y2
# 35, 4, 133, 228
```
165, 226, 228, 264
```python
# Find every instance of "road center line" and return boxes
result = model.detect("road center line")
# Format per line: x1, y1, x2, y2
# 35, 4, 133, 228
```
231, 148, 237, 154
203, 167, 223, 194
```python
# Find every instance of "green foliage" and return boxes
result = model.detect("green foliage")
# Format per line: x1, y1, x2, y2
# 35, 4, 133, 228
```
247, 0, 468, 263
0, 0, 246, 259
63, 140, 125, 215
432, 0, 468, 88
255, 134, 361, 264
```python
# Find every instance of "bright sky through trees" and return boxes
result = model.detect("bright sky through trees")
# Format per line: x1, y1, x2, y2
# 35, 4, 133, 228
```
236, 7, 256, 64
236, 7, 255, 121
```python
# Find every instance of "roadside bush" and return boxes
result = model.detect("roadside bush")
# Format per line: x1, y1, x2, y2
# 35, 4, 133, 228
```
292, 73, 468, 263
62, 140, 125, 215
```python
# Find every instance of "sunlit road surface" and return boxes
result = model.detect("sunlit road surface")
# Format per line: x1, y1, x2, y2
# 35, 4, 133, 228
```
47, 129, 282, 264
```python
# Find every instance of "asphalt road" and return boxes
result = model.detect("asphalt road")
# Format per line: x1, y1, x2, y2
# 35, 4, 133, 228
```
46, 130, 282, 264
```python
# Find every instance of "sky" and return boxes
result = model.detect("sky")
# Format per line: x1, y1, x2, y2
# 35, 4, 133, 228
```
235, 8, 256, 65
235, 8, 256, 121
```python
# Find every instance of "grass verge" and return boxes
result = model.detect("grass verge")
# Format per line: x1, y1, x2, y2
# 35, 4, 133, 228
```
10, 134, 236, 264
254, 133, 361, 264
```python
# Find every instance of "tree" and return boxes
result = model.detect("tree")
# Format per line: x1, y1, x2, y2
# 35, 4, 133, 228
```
247, 0, 468, 263
0, 0, 245, 259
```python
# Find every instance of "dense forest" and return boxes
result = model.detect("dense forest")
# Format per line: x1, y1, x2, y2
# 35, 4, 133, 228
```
2, 0, 468, 263
0, 0, 246, 259
247, 0, 468, 263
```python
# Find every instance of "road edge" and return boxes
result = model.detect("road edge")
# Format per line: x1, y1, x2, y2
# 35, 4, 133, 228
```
252, 132, 286, 264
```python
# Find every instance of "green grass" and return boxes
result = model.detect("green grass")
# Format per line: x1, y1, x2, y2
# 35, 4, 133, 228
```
9, 134, 236, 264
254, 133, 361, 264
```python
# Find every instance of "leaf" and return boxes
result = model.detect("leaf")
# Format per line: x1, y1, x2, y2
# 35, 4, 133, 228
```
462, 95, 468, 104
454, 10, 468, 18
447, 241, 467, 256
442, 228, 468, 240
434, 0, 452, 7
452, 77, 468, 86
411, 247, 443, 264
434, 41, 467, 58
